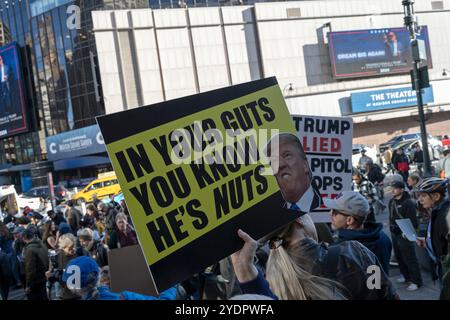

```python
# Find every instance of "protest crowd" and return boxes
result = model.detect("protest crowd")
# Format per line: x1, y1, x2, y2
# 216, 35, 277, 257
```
1, 135, 449, 302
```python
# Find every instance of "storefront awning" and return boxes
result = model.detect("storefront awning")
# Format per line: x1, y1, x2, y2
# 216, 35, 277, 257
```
0, 163, 32, 173
53, 156, 111, 171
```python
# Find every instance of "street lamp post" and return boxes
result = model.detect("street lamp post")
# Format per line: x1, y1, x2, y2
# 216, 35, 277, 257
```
402, 0, 432, 177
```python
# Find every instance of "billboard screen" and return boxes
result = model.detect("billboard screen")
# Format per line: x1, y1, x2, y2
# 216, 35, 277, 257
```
0, 42, 29, 138
328, 26, 432, 79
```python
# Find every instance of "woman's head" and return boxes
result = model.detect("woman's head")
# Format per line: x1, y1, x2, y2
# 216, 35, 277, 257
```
115, 213, 128, 232
415, 177, 448, 209
78, 228, 94, 250
43, 220, 57, 238
86, 204, 97, 217
265, 215, 345, 300
58, 233, 77, 256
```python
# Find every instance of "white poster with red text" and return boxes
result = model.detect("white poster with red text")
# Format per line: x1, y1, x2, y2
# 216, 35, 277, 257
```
292, 115, 353, 222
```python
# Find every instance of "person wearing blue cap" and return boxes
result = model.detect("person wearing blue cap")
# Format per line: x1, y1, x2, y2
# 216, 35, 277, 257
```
61, 256, 177, 300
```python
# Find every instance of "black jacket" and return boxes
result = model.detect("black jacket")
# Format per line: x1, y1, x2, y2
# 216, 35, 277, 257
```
24, 239, 49, 288
389, 191, 418, 235
52, 212, 67, 226
298, 238, 396, 300
104, 207, 119, 234
336, 222, 392, 275
429, 199, 450, 262
0, 250, 13, 288
413, 150, 424, 163
66, 207, 82, 232
88, 240, 109, 268
367, 164, 384, 184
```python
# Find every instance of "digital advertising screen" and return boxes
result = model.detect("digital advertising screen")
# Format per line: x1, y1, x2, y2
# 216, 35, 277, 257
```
328, 26, 432, 79
0, 42, 29, 138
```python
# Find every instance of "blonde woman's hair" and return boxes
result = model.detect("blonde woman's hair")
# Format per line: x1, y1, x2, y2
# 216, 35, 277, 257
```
265, 215, 347, 300
58, 233, 76, 249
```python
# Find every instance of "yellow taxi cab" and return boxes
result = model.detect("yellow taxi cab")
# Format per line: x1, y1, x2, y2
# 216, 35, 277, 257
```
72, 172, 121, 203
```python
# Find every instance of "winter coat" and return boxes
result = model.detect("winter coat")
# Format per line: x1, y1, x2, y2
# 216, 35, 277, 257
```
87, 240, 109, 268
440, 238, 450, 300
66, 208, 82, 233
24, 239, 49, 288
85, 285, 177, 300
389, 191, 418, 236
0, 250, 13, 288
108, 228, 137, 250
335, 222, 392, 275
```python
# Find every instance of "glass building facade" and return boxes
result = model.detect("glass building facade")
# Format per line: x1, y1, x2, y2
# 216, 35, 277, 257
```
0, 0, 149, 167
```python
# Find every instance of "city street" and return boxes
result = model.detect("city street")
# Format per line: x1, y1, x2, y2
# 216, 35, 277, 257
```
1, 0, 450, 304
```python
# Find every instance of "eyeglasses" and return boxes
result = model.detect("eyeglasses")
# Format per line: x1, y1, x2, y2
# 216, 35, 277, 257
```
269, 236, 284, 250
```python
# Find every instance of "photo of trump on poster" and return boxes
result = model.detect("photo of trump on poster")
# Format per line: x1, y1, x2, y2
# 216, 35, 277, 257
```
265, 132, 323, 214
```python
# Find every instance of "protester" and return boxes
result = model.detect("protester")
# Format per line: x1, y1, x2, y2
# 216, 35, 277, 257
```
0, 221, 13, 255
231, 214, 397, 300
438, 149, 450, 195
47, 233, 88, 300
108, 213, 137, 250
412, 143, 424, 176
92, 194, 101, 208
327, 191, 392, 275
365, 159, 385, 185
23, 227, 49, 300
108, 194, 121, 211
440, 210, 450, 300
11, 226, 26, 288
59, 256, 176, 300
393, 148, 410, 183
352, 168, 379, 223
358, 149, 373, 172
0, 244, 13, 300
119, 199, 133, 227
365, 159, 386, 213
78, 228, 109, 268
383, 146, 394, 174
84, 204, 98, 229
65, 200, 82, 233
98, 202, 118, 240
407, 174, 421, 196
47, 210, 67, 226
415, 178, 450, 281
42, 220, 58, 250
388, 180, 423, 291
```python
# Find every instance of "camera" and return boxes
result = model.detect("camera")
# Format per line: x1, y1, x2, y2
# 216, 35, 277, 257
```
48, 250, 62, 284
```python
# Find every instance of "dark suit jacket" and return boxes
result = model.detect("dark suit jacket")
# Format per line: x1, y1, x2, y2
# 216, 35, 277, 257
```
283, 184, 323, 214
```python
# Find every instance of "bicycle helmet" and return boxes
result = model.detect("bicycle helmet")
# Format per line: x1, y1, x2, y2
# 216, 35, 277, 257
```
413, 177, 448, 193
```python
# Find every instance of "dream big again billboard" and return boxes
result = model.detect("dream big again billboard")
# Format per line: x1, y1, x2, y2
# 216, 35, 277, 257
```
328, 26, 432, 79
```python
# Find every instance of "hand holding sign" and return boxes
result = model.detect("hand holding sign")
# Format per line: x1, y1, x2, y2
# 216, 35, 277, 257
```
230, 229, 259, 283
